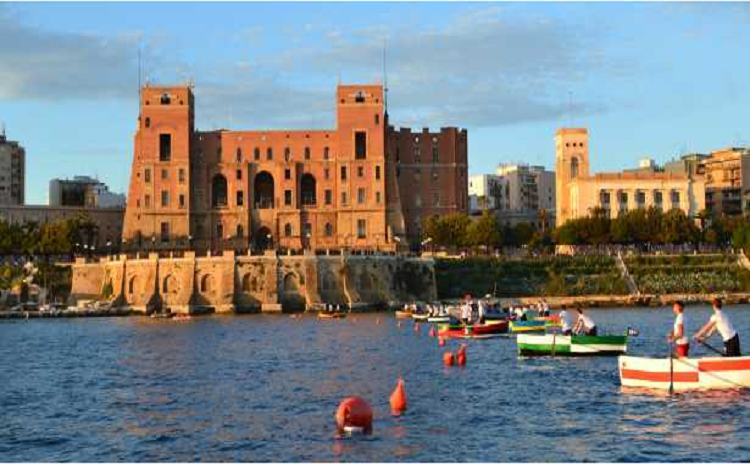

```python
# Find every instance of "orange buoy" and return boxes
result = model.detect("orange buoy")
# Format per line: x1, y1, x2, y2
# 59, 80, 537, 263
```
457, 344, 467, 366
335, 397, 373, 434
389, 378, 407, 415
443, 351, 454, 367
438, 337, 446, 347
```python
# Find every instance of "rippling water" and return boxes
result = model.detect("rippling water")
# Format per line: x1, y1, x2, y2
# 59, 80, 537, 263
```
2, 306, 750, 462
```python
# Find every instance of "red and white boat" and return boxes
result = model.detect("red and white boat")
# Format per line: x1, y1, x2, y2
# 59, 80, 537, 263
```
619, 355, 750, 391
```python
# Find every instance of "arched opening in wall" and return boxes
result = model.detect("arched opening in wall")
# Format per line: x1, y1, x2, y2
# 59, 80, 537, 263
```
237, 224, 244, 239
358, 272, 373, 293
254, 171, 274, 209
212, 174, 228, 208
254, 226, 273, 251
570, 156, 579, 179
242, 274, 252, 292
325, 223, 333, 238
301, 173, 316, 206
200, 275, 214, 293
281, 272, 305, 311
128, 276, 137, 295
284, 223, 293, 238
163, 275, 177, 294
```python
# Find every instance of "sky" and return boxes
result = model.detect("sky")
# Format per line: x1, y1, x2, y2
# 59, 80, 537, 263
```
1, 1, 750, 205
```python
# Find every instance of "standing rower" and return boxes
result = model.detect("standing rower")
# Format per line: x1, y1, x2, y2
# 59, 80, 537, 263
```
668, 301, 689, 357
559, 308, 574, 336
694, 298, 741, 357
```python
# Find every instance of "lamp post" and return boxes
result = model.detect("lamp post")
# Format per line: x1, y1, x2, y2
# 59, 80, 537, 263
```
151, 235, 156, 254
107, 241, 112, 257
75, 242, 80, 257
188, 235, 193, 251
305, 232, 311, 251
83, 243, 89, 259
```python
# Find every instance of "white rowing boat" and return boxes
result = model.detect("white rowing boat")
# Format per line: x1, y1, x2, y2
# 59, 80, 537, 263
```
619, 355, 750, 391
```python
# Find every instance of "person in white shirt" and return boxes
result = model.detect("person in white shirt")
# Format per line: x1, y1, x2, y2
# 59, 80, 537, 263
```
667, 301, 689, 357
478, 300, 487, 324
559, 308, 574, 336
572, 308, 597, 336
694, 298, 741, 357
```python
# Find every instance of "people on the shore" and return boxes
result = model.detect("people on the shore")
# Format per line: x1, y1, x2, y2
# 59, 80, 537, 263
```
668, 301, 689, 357
572, 308, 597, 336
559, 308, 573, 336
694, 298, 741, 357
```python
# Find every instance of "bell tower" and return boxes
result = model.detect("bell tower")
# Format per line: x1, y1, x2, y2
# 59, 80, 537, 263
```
123, 86, 194, 249
555, 128, 590, 225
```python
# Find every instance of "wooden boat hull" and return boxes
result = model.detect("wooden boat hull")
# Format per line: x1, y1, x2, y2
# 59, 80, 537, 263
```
427, 316, 450, 324
395, 311, 412, 319
518, 334, 627, 356
510, 320, 547, 333
438, 320, 508, 339
619, 355, 750, 391
411, 313, 430, 322
318, 312, 346, 319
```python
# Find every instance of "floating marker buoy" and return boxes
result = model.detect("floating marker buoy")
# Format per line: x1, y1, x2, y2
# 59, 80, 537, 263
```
429, 328, 436, 337
389, 378, 407, 415
335, 397, 373, 434
443, 352, 454, 367
376, 318, 381, 325
414, 323, 420, 332
438, 337, 446, 347
397, 322, 402, 328
457, 344, 467, 367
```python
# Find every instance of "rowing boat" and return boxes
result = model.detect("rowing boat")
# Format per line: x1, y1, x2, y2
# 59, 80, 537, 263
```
411, 313, 430, 322
509, 320, 547, 333
517, 333, 627, 356
427, 315, 451, 323
318, 312, 346, 319
529, 315, 561, 326
438, 320, 508, 339
619, 355, 750, 391
395, 310, 412, 319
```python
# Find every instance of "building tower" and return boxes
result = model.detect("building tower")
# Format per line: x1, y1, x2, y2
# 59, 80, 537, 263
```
555, 128, 590, 224
122, 86, 194, 249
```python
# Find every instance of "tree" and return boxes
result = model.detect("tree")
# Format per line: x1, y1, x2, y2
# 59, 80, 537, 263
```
467, 211, 501, 251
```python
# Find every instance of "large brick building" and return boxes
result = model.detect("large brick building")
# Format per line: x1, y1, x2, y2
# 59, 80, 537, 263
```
122, 84, 467, 253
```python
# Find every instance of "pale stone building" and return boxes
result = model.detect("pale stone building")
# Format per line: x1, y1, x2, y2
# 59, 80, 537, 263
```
555, 128, 705, 225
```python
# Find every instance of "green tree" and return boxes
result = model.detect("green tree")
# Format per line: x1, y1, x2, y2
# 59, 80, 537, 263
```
467, 211, 501, 251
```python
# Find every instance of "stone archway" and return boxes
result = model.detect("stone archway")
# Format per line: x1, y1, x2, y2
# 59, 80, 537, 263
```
254, 171, 274, 209
281, 272, 305, 311
254, 226, 273, 252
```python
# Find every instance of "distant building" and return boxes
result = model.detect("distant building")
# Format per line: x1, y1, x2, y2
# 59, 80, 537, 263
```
555, 128, 705, 225
700, 147, 750, 216
0, 127, 25, 205
469, 163, 555, 230
664, 153, 708, 179
49, 176, 126, 209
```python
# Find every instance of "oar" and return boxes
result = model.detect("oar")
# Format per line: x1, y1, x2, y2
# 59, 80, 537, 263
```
668, 341, 674, 395
696, 338, 725, 357
551, 332, 557, 358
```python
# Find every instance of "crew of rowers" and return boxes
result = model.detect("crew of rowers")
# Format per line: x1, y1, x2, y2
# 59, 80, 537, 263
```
668, 297, 742, 358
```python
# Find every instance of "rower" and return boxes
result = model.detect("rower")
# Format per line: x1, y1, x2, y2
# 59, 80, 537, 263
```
478, 300, 487, 324
572, 308, 597, 336
559, 308, 573, 336
694, 298, 741, 357
667, 301, 689, 357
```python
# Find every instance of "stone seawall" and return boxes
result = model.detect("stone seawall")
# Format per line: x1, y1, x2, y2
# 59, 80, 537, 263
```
70, 251, 437, 314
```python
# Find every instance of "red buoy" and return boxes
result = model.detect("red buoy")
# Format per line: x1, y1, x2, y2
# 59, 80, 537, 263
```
443, 352, 454, 367
457, 344, 467, 366
438, 337, 446, 347
429, 328, 436, 337
335, 397, 373, 434
389, 378, 407, 415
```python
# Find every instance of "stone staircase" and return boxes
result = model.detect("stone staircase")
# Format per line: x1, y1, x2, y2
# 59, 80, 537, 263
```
615, 252, 640, 296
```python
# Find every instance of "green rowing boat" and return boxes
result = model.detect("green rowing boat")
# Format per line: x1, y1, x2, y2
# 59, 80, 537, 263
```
517, 333, 627, 356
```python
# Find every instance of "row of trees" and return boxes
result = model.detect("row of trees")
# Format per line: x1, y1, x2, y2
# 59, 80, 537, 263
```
0, 213, 99, 257
422, 211, 545, 251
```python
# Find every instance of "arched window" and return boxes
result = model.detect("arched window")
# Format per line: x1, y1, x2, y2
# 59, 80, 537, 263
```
254, 171, 274, 209
304, 147, 311, 160
242, 274, 251, 292
284, 223, 293, 237
284, 147, 291, 162
303, 223, 312, 238
325, 223, 333, 237
128, 276, 137, 294
570, 157, 579, 179
236, 148, 242, 162
301, 173, 316, 206
267, 147, 273, 160
324, 147, 330, 160
237, 224, 244, 238
212, 174, 228, 208
254, 148, 260, 161
145, 117, 151, 128
200, 275, 213, 293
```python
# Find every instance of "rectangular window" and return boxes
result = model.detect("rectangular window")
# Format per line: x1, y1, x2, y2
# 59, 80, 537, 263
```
161, 169, 168, 180
671, 191, 680, 206
324, 168, 330, 180
325, 189, 332, 205
376, 191, 381, 203
178, 168, 185, 184
285, 169, 291, 180
341, 166, 347, 181
236, 169, 242, 181
179, 194, 185, 209
285, 190, 292, 206
375, 166, 381, 180
375, 114, 380, 125
357, 187, 365, 204
237, 191, 244, 207
655, 191, 663, 204
145, 194, 151, 208
159, 134, 172, 162
145, 168, 151, 183
432, 146, 439, 163
341, 192, 348, 205
355, 131, 367, 159
357, 219, 366, 239
160, 222, 170, 242
161, 190, 169, 207
267, 148, 273, 160
357, 166, 364, 178
324, 147, 330, 160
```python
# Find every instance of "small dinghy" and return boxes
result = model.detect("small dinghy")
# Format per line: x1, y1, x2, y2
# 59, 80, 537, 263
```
619, 355, 750, 391
427, 315, 451, 323
411, 313, 430, 322
318, 311, 346, 319
394, 310, 412, 319
438, 320, 508, 339
517, 333, 627, 356
509, 320, 547, 333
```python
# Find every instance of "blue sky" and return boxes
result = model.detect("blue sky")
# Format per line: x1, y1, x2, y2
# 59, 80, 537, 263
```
2, 2, 750, 205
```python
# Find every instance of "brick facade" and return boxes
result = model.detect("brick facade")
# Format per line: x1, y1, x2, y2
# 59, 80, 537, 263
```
122, 84, 467, 252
